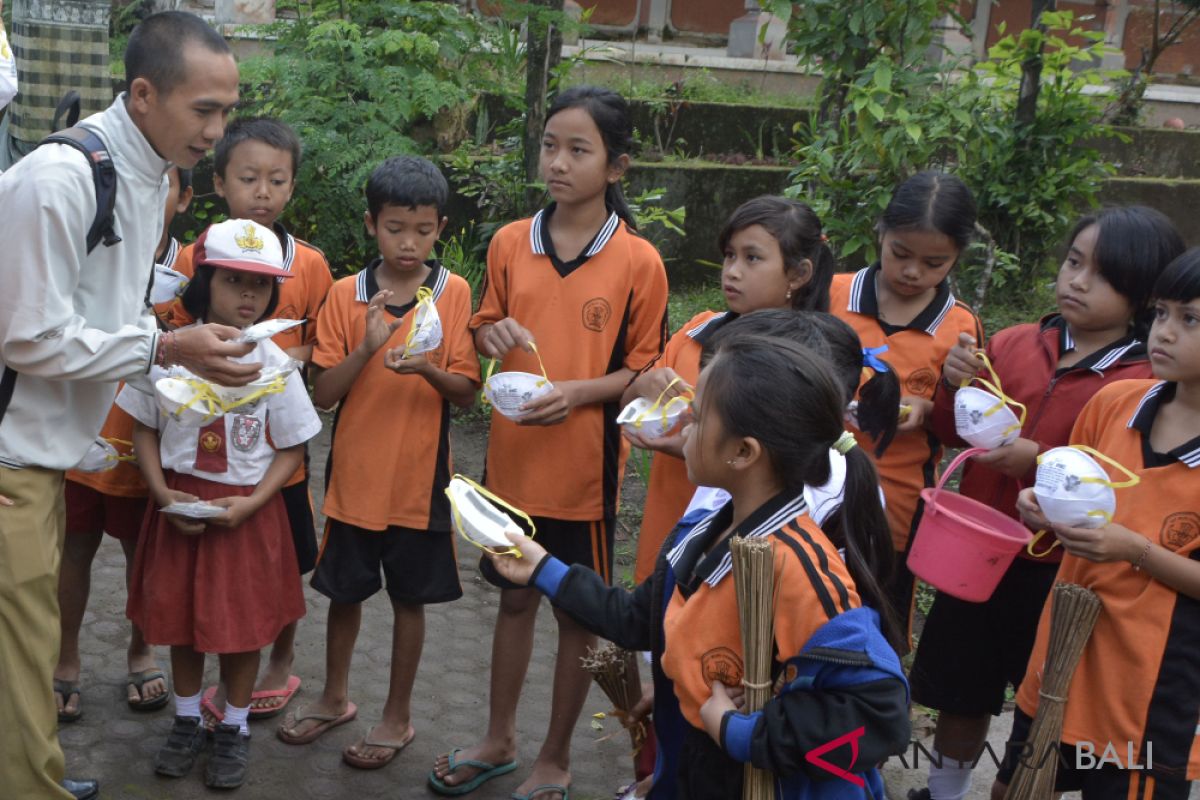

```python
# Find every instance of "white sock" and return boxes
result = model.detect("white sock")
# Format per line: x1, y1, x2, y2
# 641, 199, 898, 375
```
174, 690, 202, 720
223, 702, 251, 736
927, 748, 974, 800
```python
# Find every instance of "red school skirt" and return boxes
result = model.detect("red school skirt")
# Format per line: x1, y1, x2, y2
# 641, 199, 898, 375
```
127, 471, 306, 654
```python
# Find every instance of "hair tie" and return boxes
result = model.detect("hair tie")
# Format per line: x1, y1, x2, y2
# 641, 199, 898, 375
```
862, 345, 890, 374
820, 233, 829, 243
834, 431, 857, 455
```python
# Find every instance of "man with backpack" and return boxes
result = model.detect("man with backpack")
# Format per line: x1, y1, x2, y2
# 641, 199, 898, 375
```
0, 12, 256, 798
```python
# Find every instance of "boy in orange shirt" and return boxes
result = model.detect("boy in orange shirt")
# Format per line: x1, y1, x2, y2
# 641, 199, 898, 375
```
276, 156, 479, 769
54, 164, 193, 722
170, 117, 334, 721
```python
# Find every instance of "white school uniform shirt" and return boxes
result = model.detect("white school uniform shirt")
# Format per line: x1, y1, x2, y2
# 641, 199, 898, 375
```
117, 333, 322, 487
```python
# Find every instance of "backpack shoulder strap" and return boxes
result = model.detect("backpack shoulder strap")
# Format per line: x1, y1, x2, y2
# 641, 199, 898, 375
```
40, 127, 121, 255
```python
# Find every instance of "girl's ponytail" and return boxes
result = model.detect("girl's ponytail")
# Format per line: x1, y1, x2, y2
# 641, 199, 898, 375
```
546, 86, 638, 231
856, 354, 901, 457
832, 446, 903, 653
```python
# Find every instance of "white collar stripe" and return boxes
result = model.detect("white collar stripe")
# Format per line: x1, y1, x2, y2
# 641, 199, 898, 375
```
666, 509, 721, 566
1127, 381, 1166, 429
925, 293, 956, 335
584, 211, 621, 256
355, 270, 370, 303
848, 267, 870, 314
1063, 327, 1075, 351
432, 264, 449, 302
686, 312, 729, 340
1093, 341, 1138, 374
703, 495, 809, 587
530, 210, 546, 255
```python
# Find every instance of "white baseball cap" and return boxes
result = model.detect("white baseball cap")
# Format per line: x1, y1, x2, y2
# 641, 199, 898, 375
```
193, 219, 291, 279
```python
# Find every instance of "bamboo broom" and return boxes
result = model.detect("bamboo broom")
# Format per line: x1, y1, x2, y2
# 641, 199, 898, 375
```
1003, 583, 1102, 800
581, 642, 647, 756
731, 535, 778, 800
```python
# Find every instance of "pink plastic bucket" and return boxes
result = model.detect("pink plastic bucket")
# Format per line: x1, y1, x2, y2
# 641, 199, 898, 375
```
907, 448, 1033, 602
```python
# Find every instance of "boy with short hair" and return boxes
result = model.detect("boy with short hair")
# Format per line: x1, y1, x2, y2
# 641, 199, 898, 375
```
169, 116, 334, 721
276, 155, 479, 770
54, 164, 194, 724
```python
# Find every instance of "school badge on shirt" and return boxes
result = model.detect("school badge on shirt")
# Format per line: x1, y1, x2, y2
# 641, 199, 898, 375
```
231, 415, 263, 452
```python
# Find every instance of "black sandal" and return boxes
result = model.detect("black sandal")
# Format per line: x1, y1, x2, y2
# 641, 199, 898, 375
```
54, 678, 82, 723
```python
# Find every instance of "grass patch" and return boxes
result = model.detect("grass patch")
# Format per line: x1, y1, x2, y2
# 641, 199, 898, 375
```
668, 279, 724, 329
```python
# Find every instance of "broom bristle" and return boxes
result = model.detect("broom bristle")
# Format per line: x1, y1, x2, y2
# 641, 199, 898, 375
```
731, 536, 777, 800
581, 643, 646, 755
1003, 583, 1102, 800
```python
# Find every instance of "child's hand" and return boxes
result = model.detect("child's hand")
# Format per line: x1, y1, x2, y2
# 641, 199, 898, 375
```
619, 684, 654, 729
699, 680, 747, 744
1015, 487, 1052, 531
897, 396, 932, 431
158, 489, 205, 535
382, 348, 433, 375
631, 368, 691, 404
0, 494, 12, 508
480, 318, 535, 359
622, 426, 686, 458
942, 333, 982, 387
362, 290, 403, 355
208, 495, 260, 529
970, 437, 1039, 478
1052, 521, 1145, 564
517, 381, 577, 426
482, 532, 549, 585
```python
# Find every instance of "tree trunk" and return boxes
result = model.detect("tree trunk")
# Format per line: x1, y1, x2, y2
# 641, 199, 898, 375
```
1015, 0, 1056, 128
523, 0, 564, 213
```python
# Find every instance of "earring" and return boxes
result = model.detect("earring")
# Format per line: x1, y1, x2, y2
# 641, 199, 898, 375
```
726, 458, 737, 466
786, 290, 793, 301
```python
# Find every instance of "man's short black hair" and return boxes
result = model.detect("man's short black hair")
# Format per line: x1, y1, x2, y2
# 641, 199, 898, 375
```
365, 156, 449, 220
125, 11, 231, 95
214, 117, 303, 179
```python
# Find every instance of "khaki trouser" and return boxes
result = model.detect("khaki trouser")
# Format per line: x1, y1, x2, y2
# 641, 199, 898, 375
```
0, 465, 72, 799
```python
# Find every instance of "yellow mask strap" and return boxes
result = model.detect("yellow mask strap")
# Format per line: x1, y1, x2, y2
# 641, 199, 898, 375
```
964, 352, 1027, 436
1069, 444, 1141, 489
400, 286, 436, 358
178, 379, 226, 424
1026, 529, 1063, 557
632, 377, 694, 430
221, 375, 288, 414
482, 341, 550, 401
444, 473, 537, 558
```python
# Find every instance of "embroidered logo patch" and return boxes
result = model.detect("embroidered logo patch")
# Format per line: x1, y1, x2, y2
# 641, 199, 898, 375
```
1160, 511, 1200, 550
905, 367, 937, 397
231, 415, 263, 452
235, 222, 265, 253
701, 647, 744, 687
582, 298, 612, 333
200, 431, 223, 453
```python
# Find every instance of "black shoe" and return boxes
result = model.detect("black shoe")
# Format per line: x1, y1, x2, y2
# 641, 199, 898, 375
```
154, 715, 205, 777
62, 779, 99, 800
205, 723, 250, 790
908, 790, 932, 800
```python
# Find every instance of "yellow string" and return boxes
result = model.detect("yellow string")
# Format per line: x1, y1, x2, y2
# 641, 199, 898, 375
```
444, 473, 537, 557
630, 377, 693, 432
172, 375, 287, 422
963, 352, 1027, 439
102, 437, 138, 464
400, 286, 436, 358
1026, 529, 1062, 557
482, 341, 550, 407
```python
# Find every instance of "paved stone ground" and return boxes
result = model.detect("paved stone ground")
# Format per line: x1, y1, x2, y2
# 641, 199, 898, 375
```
55, 413, 1198, 800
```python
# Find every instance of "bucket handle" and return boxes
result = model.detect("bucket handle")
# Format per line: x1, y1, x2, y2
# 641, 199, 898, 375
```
933, 447, 989, 492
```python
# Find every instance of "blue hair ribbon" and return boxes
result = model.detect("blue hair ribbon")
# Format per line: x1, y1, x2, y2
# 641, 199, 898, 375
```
862, 345, 890, 373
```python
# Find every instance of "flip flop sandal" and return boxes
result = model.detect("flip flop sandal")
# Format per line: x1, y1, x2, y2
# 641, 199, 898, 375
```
341, 725, 415, 770
275, 702, 358, 745
248, 674, 301, 719
428, 748, 518, 796
126, 668, 170, 712
54, 678, 82, 723
511, 784, 570, 800
200, 685, 224, 731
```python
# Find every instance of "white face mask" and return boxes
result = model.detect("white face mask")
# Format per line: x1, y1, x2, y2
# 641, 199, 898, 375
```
74, 438, 122, 472
952, 352, 1026, 450
445, 474, 533, 556
483, 342, 553, 420
1034, 446, 1139, 528
399, 286, 443, 357
617, 377, 692, 439
149, 265, 189, 305
954, 385, 1022, 450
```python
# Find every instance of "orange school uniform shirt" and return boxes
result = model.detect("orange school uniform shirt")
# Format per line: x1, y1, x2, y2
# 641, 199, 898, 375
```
830, 265, 984, 552
471, 206, 670, 520
659, 491, 862, 728
634, 310, 736, 582
1017, 380, 1200, 781
67, 238, 190, 497
314, 261, 480, 532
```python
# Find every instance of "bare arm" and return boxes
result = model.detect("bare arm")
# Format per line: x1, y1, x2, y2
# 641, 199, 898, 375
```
382, 349, 478, 408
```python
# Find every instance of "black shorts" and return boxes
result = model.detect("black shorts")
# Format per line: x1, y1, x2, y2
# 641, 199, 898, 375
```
910, 557, 1058, 716
480, 515, 615, 590
996, 708, 1192, 799
311, 518, 463, 605
281, 480, 318, 575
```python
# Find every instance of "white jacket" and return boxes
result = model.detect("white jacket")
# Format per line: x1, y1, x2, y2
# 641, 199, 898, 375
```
0, 96, 166, 469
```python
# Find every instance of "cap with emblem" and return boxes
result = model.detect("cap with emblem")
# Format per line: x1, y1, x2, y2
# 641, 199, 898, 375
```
193, 219, 292, 279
